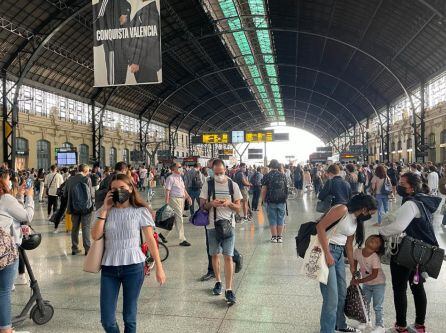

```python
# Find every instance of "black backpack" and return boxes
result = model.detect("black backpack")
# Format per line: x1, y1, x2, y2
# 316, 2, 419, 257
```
207, 178, 234, 201
358, 171, 366, 184
191, 170, 203, 189
70, 178, 93, 215
266, 171, 288, 203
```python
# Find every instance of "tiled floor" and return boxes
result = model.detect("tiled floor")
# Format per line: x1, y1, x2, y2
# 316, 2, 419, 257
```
11, 190, 446, 333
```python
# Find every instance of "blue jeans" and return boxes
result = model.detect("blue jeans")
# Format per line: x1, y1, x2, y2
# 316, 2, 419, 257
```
319, 244, 347, 333
100, 263, 144, 333
362, 283, 386, 327
375, 194, 389, 224
266, 202, 286, 226
0, 259, 18, 329
188, 188, 201, 215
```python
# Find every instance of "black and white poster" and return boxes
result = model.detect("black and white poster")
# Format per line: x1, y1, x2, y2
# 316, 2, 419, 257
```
92, 0, 162, 86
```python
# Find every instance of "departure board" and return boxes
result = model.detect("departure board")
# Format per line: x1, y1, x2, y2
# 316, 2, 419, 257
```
245, 130, 274, 142
202, 133, 229, 144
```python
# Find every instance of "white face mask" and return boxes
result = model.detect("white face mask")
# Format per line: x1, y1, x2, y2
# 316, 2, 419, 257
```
215, 174, 226, 183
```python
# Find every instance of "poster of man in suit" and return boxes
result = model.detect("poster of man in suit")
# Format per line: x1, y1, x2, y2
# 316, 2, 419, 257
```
92, 0, 162, 86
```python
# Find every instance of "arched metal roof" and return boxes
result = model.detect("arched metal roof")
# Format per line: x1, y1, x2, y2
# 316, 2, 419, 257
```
1, 0, 445, 142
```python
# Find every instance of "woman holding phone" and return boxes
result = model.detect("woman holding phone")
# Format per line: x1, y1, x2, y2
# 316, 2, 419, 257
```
91, 174, 166, 333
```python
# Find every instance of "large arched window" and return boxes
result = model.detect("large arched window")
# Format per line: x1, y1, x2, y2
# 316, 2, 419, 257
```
391, 141, 395, 152
109, 147, 117, 168
79, 144, 89, 165
15, 137, 29, 170
397, 140, 402, 150
122, 148, 129, 163
37, 140, 51, 171
406, 138, 412, 149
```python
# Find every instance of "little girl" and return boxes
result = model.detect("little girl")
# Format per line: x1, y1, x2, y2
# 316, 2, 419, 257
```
352, 234, 386, 333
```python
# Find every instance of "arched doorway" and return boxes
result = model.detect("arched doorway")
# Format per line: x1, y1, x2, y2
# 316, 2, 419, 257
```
79, 144, 89, 165
109, 147, 117, 167
428, 133, 436, 163
15, 137, 29, 170
441, 130, 446, 163
122, 148, 129, 164
406, 138, 412, 163
100, 146, 106, 168
37, 140, 51, 171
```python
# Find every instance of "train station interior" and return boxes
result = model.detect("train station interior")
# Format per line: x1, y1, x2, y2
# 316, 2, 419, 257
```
1, 0, 446, 333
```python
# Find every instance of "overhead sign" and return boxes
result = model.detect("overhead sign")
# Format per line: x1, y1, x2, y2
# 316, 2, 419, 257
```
350, 145, 367, 155
231, 131, 244, 144
245, 130, 273, 142
202, 133, 229, 144
92, 0, 162, 87
218, 149, 234, 155
273, 133, 289, 141
248, 148, 263, 160
316, 146, 333, 153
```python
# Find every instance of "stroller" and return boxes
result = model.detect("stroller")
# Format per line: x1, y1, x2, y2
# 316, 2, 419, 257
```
12, 230, 54, 326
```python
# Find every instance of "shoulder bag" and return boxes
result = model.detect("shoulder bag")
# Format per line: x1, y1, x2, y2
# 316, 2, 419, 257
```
316, 179, 333, 213
394, 202, 444, 279
45, 174, 56, 196
0, 226, 18, 270
83, 234, 104, 273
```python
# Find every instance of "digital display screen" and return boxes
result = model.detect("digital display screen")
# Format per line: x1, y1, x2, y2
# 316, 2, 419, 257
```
231, 131, 244, 143
57, 152, 77, 166
245, 130, 274, 142
202, 133, 229, 144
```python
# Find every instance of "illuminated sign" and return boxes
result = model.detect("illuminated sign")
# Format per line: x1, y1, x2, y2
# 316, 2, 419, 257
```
231, 131, 244, 144
218, 149, 234, 155
245, 130, 274, 142
202, 133, 229, 144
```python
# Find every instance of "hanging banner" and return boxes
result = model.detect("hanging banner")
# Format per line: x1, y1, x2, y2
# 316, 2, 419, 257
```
92, 0, 162, 87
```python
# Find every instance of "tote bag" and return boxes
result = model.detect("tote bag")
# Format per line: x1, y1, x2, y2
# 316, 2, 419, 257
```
83, 235, 104, 273
301, 235, 330, 284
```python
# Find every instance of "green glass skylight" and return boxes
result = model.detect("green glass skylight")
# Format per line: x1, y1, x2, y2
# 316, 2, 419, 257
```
209, 0, 284, 122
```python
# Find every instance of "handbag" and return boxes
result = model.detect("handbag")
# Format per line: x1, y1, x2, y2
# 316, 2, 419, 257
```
0, 226, 18, 270
395, 235, 444, 279
190, 209, 209, 227
83, 235, 104, 273
184, 200, 190, 212
214, 219, 233, 241
316, 180, 333, 213
380, 177, 392, 195
344, 285, 370, 323
301, 235, 329, 284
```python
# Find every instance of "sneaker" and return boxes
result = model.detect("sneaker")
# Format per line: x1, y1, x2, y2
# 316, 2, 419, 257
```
11, 284, 15, 291
270, 236, 277, 243
370, 326, 386, 333
71, 249, 82, 255
408, 324, 426, 333
15, 274, 28, 285
53, 229, 59, 234
335, 326, 361, 333
234, 254, 243, 273
225, 290, 236, 305
389, 324, 409, 333
179, 240, 191, 247
276, 236, 283, 243
212, 282, 222, 295
158, 233, 168, 243
200, 272, 215, 281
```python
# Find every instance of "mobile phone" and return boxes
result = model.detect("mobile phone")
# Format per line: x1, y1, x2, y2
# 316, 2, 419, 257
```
25, 178, 33, 189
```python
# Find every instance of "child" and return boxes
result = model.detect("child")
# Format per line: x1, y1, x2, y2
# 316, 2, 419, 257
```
351, 234, 386, 333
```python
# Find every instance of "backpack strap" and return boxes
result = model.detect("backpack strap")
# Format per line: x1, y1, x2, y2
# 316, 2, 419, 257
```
207, 179, 217, 221
228, 179, 234, 202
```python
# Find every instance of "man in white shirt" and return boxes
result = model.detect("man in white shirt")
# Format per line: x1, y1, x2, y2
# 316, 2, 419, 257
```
427, 165, 439, 195
44, 165, 64, 220
138, 164, 148, 191
200, 159, 242, 305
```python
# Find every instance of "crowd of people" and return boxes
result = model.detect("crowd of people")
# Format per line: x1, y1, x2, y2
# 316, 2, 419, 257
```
0, 157, 445, 333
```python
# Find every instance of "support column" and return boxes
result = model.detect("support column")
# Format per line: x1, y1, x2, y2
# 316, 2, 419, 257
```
415, 81, 426, 163
2, 73, 16, 168
385, 105, 390, 163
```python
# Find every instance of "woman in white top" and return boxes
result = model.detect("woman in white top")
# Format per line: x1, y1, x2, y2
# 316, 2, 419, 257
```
0, 169, 34, 333
91, 174, 166, 333
316, 194, 378, 333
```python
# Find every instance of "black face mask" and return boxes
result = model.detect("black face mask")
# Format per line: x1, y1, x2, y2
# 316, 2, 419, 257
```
357, 213, 372, 222
396, 185, 408, 197
112, 189, 131, 204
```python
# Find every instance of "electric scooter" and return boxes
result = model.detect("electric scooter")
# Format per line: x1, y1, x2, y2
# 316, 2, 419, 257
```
12, 247, 54, 326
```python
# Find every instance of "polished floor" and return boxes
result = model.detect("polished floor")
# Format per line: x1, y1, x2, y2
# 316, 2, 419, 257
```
11, 189, 446, 333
